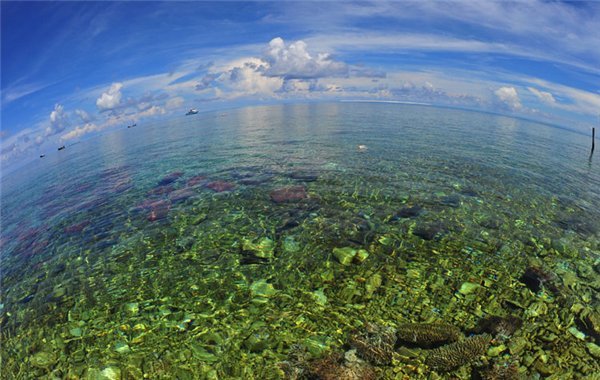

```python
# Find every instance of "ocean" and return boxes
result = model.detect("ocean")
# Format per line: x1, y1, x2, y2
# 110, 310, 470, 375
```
1, 103, 599, 379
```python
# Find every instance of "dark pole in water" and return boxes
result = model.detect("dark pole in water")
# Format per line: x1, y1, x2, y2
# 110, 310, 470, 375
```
592, 127, 596, 154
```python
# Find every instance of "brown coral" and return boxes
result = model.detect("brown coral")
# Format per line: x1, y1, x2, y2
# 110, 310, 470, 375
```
310, 350, 377, 380
519, 266, 560, 295
396, 322, 462, 347
479, 361, 522, 380
475, 316, 522, 340
278, 344, 310, 380
425, 333, 492, 372
348, 323, 397, 365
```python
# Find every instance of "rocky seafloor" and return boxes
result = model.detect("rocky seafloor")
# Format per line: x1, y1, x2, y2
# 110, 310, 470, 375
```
1, 160, 599, 380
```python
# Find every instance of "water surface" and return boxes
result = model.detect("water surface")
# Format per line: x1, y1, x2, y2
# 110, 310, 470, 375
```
1, 103, 599, 379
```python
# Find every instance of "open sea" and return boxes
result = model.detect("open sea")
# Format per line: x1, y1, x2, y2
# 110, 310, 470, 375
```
1, 103, 599, 379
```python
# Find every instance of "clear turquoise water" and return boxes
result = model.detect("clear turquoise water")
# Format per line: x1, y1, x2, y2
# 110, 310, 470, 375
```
1, 103, 599, 379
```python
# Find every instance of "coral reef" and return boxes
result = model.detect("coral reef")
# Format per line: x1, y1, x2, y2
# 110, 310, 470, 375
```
205, 180, 235, 192
479, 361, 522, 380
270, 185, 308, 203
278, 344, 310, 380
348, 323, 397, 365
425, 333, 492, 372
396, 322, 462, 347
309, 350, 377, 380
475, 316, 523, 340
519, 266, 560, 295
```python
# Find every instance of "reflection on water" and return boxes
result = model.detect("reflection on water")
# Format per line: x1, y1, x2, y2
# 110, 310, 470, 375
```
1, 103, 599, 379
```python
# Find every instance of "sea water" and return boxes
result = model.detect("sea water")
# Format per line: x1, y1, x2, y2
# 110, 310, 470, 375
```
1, 103, 599, 378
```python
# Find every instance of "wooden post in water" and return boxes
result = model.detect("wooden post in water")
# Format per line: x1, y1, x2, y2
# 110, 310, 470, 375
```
592, 127, 596, 154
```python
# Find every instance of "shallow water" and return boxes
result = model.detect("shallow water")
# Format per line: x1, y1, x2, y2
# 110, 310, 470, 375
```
1, 103, 599, 379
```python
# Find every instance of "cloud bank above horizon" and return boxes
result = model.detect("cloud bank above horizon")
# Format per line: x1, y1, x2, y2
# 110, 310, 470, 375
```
2, 1, 599, 166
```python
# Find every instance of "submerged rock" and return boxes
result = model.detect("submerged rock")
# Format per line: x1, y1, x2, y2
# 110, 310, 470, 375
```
290, 171, 319, 182
250, 279, 277, 300
242, 237, 275, 259
187, 175, 207, 187
239, 175, 272, 186
158, 171, 183, 186
147, 200, 171, 222
64, 220, 90, 234
205, 180, 235, 192
394, 204, 422, 219
478, 217, 502, 230
147, 185, 174, 196
169, 188, 196, 202
439, 194, 461, 208
29, 351, 57, 368
579, 311, 600, 343
332, 247, 368, 265
412, 222, 445, 240
555, 214, 598, 236
460, 188, 479, 197
270, 185, 307, 203
112, 179, 133, 193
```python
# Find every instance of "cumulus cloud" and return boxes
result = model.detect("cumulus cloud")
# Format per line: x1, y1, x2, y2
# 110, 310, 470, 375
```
201, 37, 354, 99
264, 37, 348, 79
217, 57, 284, 97
96, 82, 123, 111
494, 86, 522, 110
527, 87, 556, 105
75, 109, 93, 122
195, 73, 219, 91
61, 123, 100, 141
46, 103, 70, 136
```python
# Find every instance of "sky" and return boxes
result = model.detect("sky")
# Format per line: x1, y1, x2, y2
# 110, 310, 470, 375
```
2, 1, 600, 168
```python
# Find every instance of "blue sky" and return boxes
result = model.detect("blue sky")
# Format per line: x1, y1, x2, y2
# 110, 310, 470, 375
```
2, 1, 599, 167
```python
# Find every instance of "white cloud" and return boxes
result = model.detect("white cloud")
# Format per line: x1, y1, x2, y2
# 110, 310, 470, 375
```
290, 2, 600, 74
1, 81, 51, 106
264, 37, 347, 79
217, 57, 283, 97
494, 86, 522, 110
61, 123, 100, 141
527, 87, 556, 105
50, 103, 65, 124
75, 109, 93, 122
524, 78, 600, 116
165, 96, 184, 109
96, 82, 123, 111
202, 38, 359, 99
46, 103, 69, 136
136, 105, 165, 117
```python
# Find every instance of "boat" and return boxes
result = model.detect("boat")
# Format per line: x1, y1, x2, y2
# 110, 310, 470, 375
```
58, 145, 65, 151
186, 108, 198, 115
127, 123, 137, 128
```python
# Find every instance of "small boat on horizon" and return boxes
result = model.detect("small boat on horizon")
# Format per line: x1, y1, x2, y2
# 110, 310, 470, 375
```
127, 123, 137, 128
58, 145, 65, 151
186, 108, 198, 115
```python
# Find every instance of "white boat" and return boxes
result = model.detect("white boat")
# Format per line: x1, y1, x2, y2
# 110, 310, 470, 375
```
186, 108, 198, 115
